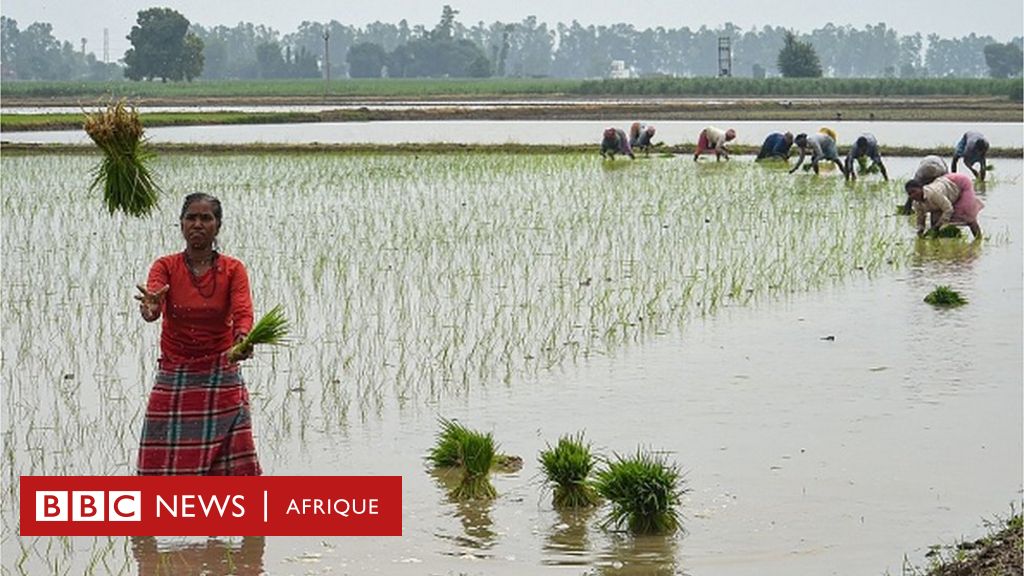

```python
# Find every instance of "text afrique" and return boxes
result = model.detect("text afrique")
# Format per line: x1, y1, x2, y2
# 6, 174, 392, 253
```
286, 497, 380, 517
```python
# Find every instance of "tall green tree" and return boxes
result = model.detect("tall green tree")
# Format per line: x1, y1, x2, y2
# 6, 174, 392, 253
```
983, 42, 1023, 78
346, 42, 388, 77
434, 5, 458, 41
0, 16, 118, 80
124, 8, 204, 81
777, 31, 822, 77
385, 7, 490, 78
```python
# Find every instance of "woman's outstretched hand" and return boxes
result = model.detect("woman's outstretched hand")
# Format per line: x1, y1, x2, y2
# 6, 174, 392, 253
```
135, 284, 168, 321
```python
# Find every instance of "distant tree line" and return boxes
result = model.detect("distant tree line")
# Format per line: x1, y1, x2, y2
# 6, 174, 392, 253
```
2, 7, 1022, 81
1, 16, 120, 80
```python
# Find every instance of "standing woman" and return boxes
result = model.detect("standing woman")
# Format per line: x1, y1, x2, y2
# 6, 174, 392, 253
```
134, 193, 261, 475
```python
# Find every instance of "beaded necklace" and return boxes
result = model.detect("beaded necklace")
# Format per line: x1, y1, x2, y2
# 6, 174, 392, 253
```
183, 251, 217, 298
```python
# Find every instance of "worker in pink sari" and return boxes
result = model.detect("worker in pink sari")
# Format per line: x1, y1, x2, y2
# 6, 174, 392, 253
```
693, 126, 736, 161
905, 172, 984, 239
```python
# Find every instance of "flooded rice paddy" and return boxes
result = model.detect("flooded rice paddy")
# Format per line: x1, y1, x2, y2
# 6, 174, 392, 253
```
3, 119, 1022, 149
1, 153, 1021, 576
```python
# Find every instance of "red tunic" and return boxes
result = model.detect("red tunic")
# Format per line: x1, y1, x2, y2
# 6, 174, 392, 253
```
146, 252, 254, 369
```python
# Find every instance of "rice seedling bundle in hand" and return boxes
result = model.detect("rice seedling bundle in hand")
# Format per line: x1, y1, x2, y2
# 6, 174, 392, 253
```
83, 101, 161, 217
924, 285, 967, 307
594, 449, 685, 534
428, 418, 497, 500
228, 304, 290, 361
923, 226, 963, 239
539, 433, 600, 508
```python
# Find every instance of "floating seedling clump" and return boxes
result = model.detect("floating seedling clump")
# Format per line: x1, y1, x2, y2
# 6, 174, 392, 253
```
594, 449, 685, 534
83, 101, 161, 217
429, 418, 497, 500
539, 433, 600, 508
924, 285, 967, 307
228, 304, 290, 361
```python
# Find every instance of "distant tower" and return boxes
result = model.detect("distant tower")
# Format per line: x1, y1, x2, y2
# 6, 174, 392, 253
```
103, 28, 109, 64
718, 37, 732, 77
323, 31, 330, 80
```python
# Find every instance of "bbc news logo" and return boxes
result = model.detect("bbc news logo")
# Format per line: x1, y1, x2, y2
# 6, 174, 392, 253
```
36, 491, 141, 522
21, 476, 402, 536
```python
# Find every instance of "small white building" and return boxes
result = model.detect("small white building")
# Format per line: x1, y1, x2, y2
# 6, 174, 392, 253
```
609, 60, 631, 79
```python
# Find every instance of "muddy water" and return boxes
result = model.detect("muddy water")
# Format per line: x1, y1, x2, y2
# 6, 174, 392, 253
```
2, 156, 1021, 576
300, 162, 1018, 576
2, 119, 1022, 149
265, 167, 1021, 576
233, 160, 1020, 576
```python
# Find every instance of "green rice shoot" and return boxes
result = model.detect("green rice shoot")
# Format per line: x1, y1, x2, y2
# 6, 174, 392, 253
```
449, 430, 497, 500
924, 226, 963, 239
428, 418, 497, 500
924, 285, 968, 307
594, 449, 685, 534
229, 304, 290, 360
428, 418, 473, 467
83, 101, 161, 217
539, 433, 600, 508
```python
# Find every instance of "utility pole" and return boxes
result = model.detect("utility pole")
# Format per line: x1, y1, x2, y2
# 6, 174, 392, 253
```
323, 31, 330, 100
103, 28, 109, 64
81, 38, 87, 57
718, 37, 732, 77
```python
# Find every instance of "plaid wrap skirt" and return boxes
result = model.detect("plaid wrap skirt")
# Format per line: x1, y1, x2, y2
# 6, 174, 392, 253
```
137, 359, 262, 476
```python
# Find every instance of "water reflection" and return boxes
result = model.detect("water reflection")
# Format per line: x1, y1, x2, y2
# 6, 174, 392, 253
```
131, 535, 265, 576
912, 236, 984, 264
430, 468, 497, 555
542, 507, 596, 565
592, 532, 682, 576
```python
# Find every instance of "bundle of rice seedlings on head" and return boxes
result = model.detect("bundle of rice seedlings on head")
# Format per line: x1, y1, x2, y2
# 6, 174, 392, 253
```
228, 304, 290, 361
594, 449, 685, 535
83, 101, 160, 217
924, 285, 967, 307
539, 433, 600, 508
428, 418, 497, 500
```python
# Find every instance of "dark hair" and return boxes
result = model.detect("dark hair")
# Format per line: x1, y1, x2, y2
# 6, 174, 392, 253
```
904, 179, 923, 193
180, 193, 223, 226
794, 133, 808, 147
976, 138, 990, 153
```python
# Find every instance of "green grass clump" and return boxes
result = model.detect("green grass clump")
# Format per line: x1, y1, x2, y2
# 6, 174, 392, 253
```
924, 285, 967, 307
84, 101, 161, 217
428, 418, 497, 500
428, 418, 473, 467
229, 305, 290, 361
907, 512, 1021, 575
593, 450, 685, 534
539, 433, 600, 508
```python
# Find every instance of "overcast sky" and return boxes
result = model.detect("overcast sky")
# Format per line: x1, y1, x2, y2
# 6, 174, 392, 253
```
4, 0, 1022, 62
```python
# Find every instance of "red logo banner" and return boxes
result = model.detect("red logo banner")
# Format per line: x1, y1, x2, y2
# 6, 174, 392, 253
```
20, 476, 402, 536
